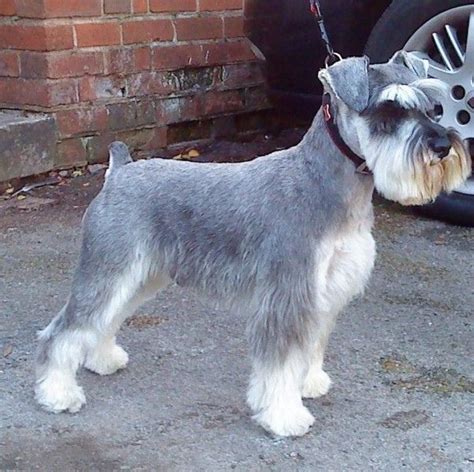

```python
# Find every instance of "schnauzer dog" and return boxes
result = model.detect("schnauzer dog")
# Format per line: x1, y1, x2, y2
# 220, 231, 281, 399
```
35, 51, 471, 437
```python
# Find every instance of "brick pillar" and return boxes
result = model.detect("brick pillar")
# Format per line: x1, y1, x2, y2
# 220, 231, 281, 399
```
0, 0, 269, 176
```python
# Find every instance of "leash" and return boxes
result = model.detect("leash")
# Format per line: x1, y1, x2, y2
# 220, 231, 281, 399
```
310, 1, 370, 175
309, 0, 341, 66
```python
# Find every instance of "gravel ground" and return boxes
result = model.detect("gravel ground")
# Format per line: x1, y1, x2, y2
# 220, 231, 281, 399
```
0, 134, 473, 471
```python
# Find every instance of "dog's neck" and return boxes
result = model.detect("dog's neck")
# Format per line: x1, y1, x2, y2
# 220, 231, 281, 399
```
299, 110, 375, 216
321, 95, 370, 175
301, 110, 365, 174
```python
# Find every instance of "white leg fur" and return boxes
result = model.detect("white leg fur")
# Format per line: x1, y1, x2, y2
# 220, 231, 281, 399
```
83, 272, 169, 375
247, 351, 314, 437
302, 342, 332, 398
35, 369, 86, 413
302, 226, 376, 400
84, 336, 129, 375
35, 328, 96, 413
35, 260, 170, 413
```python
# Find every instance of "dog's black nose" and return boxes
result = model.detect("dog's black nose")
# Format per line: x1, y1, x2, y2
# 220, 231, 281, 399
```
428, 135, 451, 158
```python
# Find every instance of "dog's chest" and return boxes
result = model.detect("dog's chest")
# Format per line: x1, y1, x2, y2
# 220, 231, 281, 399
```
315, 224, 376, 313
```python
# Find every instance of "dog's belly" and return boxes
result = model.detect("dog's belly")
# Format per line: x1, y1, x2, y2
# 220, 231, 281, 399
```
315, 225, 376, 314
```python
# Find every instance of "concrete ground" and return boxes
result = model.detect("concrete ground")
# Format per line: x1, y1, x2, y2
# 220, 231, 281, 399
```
1, 135, 473, 471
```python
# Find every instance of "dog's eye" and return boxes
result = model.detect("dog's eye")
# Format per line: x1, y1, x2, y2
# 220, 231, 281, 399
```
371, 101, 406, 133
426, 104, 443, 122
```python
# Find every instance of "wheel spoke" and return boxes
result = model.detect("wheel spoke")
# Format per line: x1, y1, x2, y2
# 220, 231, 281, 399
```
445, 25, 464, 63
411, 51, 453, 80
464, 11, 474, 67
432, 32, 455, 70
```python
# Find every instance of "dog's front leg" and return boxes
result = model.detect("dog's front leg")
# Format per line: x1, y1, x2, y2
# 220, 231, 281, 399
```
302, 311, 337, 398
247, 349, 314, 437
302, 333, 332, 399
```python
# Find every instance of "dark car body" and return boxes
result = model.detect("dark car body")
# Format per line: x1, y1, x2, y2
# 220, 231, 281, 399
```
247, 0, 391, 114
247, 0, 474, 226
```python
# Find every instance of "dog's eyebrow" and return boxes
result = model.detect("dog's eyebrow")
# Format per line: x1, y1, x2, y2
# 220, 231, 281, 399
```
412, 78, 449, 104
376, 84, 426, 109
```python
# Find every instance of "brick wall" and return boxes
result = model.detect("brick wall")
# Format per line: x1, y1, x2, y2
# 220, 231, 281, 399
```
0, 0, 269, 171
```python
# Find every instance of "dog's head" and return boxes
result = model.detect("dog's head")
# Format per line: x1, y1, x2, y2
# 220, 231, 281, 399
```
318, 51, 471, 206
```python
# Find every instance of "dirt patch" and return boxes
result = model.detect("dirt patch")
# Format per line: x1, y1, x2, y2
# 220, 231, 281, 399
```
380, 353, 474, 394
125, 314, 166, 329
381, 293, 453, 312
380, 410, 430, 431
380, 354, 417, 374
388, 367, 474, 394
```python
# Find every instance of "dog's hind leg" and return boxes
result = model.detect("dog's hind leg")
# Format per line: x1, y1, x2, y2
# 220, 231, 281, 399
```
84, 273, 169, 376
35, 300, 94, 414
35, 246, 168, 413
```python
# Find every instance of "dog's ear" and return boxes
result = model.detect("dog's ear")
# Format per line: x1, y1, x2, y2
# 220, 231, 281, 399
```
318, 56, 370, 113
390, 50, 429, 78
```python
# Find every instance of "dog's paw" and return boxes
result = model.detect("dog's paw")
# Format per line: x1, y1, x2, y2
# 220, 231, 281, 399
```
35, 375, 86, 414
253, 403, 314, 437
85, 343, 129, 376
302, 369, 332, 399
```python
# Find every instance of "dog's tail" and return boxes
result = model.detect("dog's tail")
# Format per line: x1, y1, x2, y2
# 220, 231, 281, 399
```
106, 141, 133, 177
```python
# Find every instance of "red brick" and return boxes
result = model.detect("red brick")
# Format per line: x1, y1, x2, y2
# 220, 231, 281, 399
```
122, 19, 174, 44
160, 95, 200, 124
132, 0, 148, 13
0, 24, 74, 51
199, 0, 242, 11
85, 132, 114, 164
175, 17, 223, 41
86, 127, 167, 164
0, 77, 77, 106
0, 51, 19, 77
56, 106, 108, 137
13, 0, 43, 18
20, 51, 103, 78
48, 79, 79, 105
245, 86, 270, 110
104, 0, 131, 14
0, 0, 16, 15
135, 126, 167, 150
0, 77, 44, 105
48, 51, 104, 77
127, 71, 173, 97
105, 47, 151, 75
15, 0, 101, 18
149, 0, 196, 13
201, 40, 255, 65
75, 23, 121, 48
44, 25, 75, 50
167, 119, 211, 144
19, 52, 49, 78
56, 138, 87, 168
117, 126, 167, 151
79, 76, 127, 101
152, 44, 202, 70
107, 99, 156, 130
201, 89, 244, 115
224, 16, 244, 38
222, 63, 265, 89
132, 47, 151, 70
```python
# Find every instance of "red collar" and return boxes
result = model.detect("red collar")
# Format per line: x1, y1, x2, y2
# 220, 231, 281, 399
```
322, 94, 371, 175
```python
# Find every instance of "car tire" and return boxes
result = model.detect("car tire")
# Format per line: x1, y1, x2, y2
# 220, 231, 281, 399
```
365, 0, 474, 227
